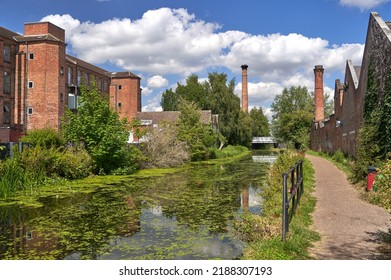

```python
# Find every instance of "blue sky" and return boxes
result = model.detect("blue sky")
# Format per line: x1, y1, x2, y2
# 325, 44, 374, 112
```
1, 0, 391, 115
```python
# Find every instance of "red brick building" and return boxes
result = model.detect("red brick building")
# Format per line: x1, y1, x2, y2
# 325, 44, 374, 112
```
0, 22, 141, 142
310, 12, 391, 157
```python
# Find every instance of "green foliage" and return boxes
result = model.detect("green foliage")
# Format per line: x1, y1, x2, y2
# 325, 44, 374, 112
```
63, 84, 136, 174
271, 86, 313, 149
21, 128, 65, 149
353, 61, 388, 182
215, 145, 248, 159
249, 107, 270, 137
241, 153, 319, 259
368, 158, 391, 211
47, 147, 93, 179
177, 99, 219, 161
161, 88, 178, 111
161, 72, 270, 147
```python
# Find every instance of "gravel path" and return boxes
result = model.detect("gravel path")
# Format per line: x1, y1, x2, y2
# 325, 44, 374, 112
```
306, 154, 391, 260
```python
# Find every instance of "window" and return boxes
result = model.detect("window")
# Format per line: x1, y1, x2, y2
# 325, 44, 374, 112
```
3, 71, 11, 94
29, 53, 34, 60
77, 70, 81, 86
27, 107, 33, 115
28, 81, 34, 89
60, 66, 64, 75
118, 85, 122, 90
103, 79, 108, 91
3, 103, 10, 124
85, 73, 89, 85
68, 67, 73, 85
68, 93, 76, 109
3, 45, 11, 62
118, 102, 122, 108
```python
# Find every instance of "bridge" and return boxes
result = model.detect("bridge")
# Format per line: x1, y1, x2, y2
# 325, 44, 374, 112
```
252, 155, 278, 163
252, 137, 277, 144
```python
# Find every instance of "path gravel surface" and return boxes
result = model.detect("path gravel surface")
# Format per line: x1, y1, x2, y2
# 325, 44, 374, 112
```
306, 154, 391, 260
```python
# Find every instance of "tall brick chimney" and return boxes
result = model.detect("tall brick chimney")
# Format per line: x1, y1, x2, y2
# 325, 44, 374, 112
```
241, 64, 248, 113
314, 65, 325, 121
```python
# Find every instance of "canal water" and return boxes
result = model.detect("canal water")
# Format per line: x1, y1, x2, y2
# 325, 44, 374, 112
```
0, 151, 275, 260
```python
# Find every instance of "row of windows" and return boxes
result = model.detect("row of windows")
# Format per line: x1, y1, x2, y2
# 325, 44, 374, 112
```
67, 67, 110, 91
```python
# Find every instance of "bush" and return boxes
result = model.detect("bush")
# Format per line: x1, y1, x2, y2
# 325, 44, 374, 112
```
47, 147, 93, 179
21, 128, 65, 149
140, 123, 190, 168
369, 159, 391, 210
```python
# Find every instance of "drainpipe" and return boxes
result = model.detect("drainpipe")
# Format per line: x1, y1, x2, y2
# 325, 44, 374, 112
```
24, 41, 29, 133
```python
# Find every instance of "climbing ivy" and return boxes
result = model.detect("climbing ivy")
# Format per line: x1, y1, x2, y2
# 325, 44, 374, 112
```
353, 58, 391, 181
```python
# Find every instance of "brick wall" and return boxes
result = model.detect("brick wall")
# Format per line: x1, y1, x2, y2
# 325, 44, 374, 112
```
110, 74, 141, 121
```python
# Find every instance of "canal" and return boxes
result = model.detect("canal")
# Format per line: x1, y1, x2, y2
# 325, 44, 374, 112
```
0, 151, 276, 260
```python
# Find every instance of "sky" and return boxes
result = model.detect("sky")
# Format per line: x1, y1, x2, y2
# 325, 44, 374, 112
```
1, 0, 391, 116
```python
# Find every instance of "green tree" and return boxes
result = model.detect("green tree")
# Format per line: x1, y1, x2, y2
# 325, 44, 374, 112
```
206, 72, 241, 145
63, 84, 131, 174
177, 99, 220, 161
271, 86, 313, 148
161, 88, 178, 111
236, 111, 253, 147
249, 107, 270, 137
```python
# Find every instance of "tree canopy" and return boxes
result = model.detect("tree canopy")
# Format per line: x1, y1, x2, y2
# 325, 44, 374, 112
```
271, 86, 313, 149
161, 72, 270, 147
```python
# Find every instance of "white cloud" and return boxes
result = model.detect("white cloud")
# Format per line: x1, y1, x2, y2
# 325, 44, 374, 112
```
40, 9, 366, 112
339, 0, 390, 10
41, 10, 364, 82
141, 86, 153, 96
147, 75, 169, 89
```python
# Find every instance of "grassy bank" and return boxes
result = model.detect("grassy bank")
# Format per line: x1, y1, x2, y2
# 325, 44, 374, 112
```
238, 150, 319, 259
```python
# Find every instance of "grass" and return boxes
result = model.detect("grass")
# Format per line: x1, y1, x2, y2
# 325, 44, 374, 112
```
240, 152, 320, 260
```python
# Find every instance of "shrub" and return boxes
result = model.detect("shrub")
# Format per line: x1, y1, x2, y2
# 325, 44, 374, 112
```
21, 128, 65, 149
370, 159, 391, 210
140, 123, 190, 168
47, 147, 93, 179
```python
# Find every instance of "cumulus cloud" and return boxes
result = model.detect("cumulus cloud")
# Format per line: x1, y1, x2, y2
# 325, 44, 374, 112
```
41, 9, 363, 80
339, 0, 390, 10
41, 8, 365, 111
147, 75, 169, 89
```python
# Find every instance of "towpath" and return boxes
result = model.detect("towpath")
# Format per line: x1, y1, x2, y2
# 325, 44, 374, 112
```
306, 154, 391, 259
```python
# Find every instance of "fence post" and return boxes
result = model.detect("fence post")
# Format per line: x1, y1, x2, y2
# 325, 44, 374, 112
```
282, 173, 288, 241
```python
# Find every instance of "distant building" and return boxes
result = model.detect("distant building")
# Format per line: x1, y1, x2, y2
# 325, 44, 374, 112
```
310, 12, 391, 157
0, 22, 141, 142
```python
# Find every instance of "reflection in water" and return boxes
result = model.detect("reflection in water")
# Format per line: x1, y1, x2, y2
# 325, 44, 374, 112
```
0, 152, 271, 260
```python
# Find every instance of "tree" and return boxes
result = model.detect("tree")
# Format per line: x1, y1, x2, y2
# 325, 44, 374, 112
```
205, 72, 241, 145
271, 86, 313, 149
177, 99, 220, 161
63, 84, 132, 174
249, 107, 270, 137
161, 88, 178, 111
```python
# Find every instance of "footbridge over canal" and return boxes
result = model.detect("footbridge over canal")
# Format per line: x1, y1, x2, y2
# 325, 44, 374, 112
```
252, 137, 277, 144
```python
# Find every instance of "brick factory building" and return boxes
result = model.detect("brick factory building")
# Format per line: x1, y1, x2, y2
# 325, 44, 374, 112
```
310, 12, 391, 157
0, 21, 141, 142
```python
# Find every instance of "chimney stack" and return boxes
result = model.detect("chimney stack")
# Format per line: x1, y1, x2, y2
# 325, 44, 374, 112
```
314, 65, 325, 122
241, 64, 248, 113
